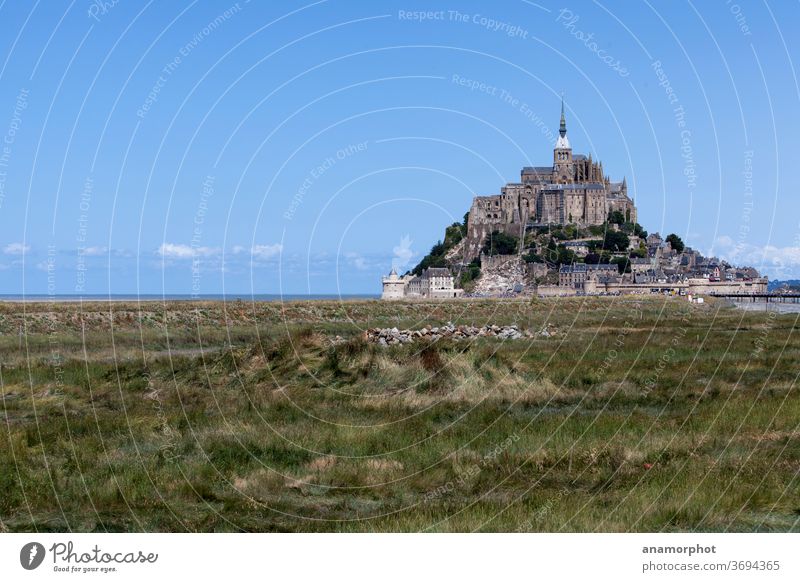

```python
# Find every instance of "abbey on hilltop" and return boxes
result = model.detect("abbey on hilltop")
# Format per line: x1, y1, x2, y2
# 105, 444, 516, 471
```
464, 100, 637, 260
381, 99, 766, 301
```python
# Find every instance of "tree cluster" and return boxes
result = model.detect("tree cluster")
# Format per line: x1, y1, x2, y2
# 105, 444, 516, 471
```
481, 230, 519, 256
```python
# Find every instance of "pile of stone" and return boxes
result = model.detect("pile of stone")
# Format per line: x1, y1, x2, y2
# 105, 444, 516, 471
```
471, 257, 526, 296
365, 322, 555, 346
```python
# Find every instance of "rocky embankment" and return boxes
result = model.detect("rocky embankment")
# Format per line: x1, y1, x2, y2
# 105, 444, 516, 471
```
365, 322, 556, 345
471, 257, 527, 296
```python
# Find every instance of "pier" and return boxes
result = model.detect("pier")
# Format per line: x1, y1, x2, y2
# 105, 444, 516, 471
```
711, 293, 800, 304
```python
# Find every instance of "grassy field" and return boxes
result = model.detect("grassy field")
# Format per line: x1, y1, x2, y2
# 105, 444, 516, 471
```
0, 296, 797, 532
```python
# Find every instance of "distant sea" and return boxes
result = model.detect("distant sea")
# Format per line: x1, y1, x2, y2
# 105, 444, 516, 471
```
731, 301, 800, 314
0, 294, 379, 303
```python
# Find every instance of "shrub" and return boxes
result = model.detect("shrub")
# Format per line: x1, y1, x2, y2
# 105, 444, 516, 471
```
585, 252, 601, 264
611, 256, 631, 273
608, 210, 625, 225
523, 252, 543, 263
666, 234, 685, 253
444, 223, 463, 247
603, 230, 630, 252
481, 231, 518, 256
459, 260, 481, 286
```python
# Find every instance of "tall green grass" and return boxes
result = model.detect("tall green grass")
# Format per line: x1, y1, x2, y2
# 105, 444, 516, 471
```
0, 297, 797, 532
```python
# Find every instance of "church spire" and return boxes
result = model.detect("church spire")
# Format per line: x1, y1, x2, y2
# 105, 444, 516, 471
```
555, 95, 571, 151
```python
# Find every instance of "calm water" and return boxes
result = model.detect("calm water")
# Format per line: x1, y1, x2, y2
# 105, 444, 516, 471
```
731, 301, 800, 314
0, 294, 379, 303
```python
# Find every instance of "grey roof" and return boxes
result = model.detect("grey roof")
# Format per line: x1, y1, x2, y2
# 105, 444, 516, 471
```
559, 264, 617, 273
422, 267, 451, 277
521, 166, 553, 174
608, 183, 624, 193
573, 154, 587, 160
596, 275, 618, 283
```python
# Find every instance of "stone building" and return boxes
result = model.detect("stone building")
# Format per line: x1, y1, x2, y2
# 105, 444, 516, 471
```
381, 269, 407, 299
407, 267, 463, 298
381, 267, 463, 300
559, 263, 618, 288
563, 240, 591, 257
465, 100, 637, 260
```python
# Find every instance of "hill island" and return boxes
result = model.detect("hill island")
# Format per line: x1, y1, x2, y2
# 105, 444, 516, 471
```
382, 101, 766, 299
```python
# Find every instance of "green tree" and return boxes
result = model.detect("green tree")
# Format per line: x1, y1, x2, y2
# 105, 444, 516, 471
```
523, 251, 543, 263
611, 256, 631, 274
621, 222, 646, 237
666, 233, 685, 253
587, 239, 604, 252
584, 252, 601, 264
608, 210, 625, 225
603, 230, 630, 252
543, 239, 576, 266
545, 237, 559, 264
557, 246, 576, 266
412, 240, 447, 275
458, 259, 481, 286
629, 245, 647, 259
481, 231, 518, 256
411, 216, 473, 275
444, 223, 463, 247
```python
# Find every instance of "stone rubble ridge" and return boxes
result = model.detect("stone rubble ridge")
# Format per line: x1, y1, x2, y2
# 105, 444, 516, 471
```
365, 322, 556, 345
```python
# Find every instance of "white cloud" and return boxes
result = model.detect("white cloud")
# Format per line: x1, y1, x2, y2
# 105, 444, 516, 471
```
229, 244, 283, 260
157, 243, 219, 259
80, 246, 108, 256
251, 244, 282, 260
4, 242, 30, 255
391, 234, 415, 272
714, 236, 800, 279
714, 235, 734, 249
345, 252, 369, 271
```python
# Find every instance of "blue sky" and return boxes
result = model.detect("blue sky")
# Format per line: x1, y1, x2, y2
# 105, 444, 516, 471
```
0, 0, 798, 294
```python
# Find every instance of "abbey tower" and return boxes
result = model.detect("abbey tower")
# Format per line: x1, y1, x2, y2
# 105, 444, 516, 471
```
553, 100, 573, 183
464, 100, 637, 260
